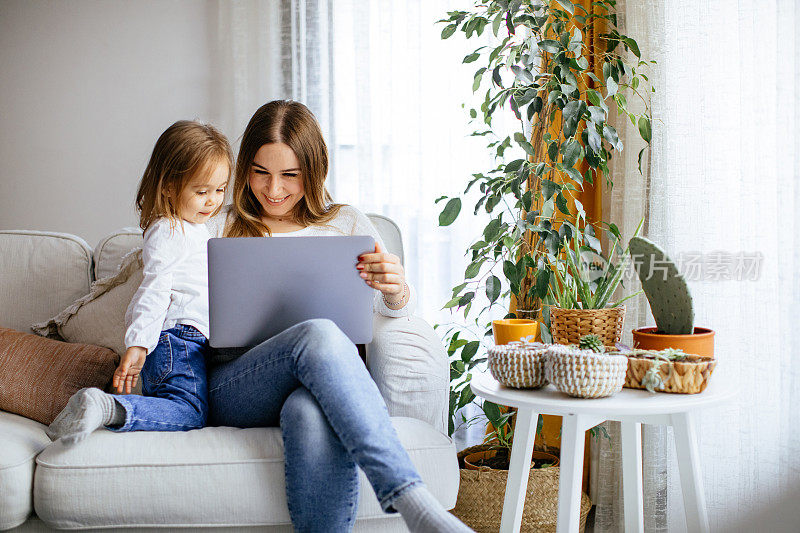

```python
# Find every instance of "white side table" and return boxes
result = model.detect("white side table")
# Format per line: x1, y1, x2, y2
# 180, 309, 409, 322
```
471, 371, 734, 533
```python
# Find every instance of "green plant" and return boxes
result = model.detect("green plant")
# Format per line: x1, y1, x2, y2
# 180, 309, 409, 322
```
547, 212, 643, 311
629, 236, 694, 334
610, 346, 688, 392
578, 333, 604, 352
436, 0, 654, 438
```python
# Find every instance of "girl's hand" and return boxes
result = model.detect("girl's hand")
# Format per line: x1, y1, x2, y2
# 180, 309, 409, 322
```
357, 242, 407, 305
113, 346, 147, 394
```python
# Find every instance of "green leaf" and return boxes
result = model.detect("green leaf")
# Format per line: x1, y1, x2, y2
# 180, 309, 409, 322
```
441, 23, 457, 39
458, 291, 475, 306
461, 341, 480, 363
473, 67, 486, 92
492, 12, 503, 36
465, 258, 484, 279
542, 197, 555, 218
483, 217, 502, 241
638, 115, 652, 143
562, 100, 582, 123
561, 139, 582, 167
623, 37, 641, 58
586, 89, 603, 108
588, 105, 606, 123
554, 0, 574, 14
542, 179, 560, 200
486, 275, 501, 303
638, 147, 646, 173
452, 282, 468, 296
587, 124, 602, 153
503, 260, 517, 284
506, 159, 524, 172
548, 141, 559, 162
538, 39, 561, 54
439, 198, 461, 226
535, 269, 551, 299
492, 65, 503, 87
511, 65, 534, 84
564, 166, 583, 184
556, 192, 570, 215
443, 297, 460, 309
463, 52, 480, 64
602, 124, 622, 150
606, 76, 618, 96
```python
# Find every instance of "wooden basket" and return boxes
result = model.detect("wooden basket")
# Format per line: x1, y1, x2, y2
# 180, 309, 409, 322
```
549, 306, 625, 346
450, 445, 591, 532
624, 354, 717, 394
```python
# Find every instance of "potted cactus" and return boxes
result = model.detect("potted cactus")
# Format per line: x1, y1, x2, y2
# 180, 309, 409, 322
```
628, 237, 715, 357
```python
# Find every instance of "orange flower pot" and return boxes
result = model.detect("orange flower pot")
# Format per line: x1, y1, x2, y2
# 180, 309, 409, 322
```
631, 327, 715, 358
492, 319, 539, 346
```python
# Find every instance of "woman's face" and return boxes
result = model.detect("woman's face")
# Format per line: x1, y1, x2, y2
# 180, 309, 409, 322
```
248, 143, 305, 222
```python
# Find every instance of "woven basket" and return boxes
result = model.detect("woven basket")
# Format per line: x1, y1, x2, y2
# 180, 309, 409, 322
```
545, 345, 628, 399
488, 342, 548, 389
549, 306, 625, 346
450, 445, 591, 532
624, 354, 717, 394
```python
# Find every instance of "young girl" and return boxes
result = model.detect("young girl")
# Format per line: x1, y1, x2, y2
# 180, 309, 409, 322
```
47, 120, 233, 444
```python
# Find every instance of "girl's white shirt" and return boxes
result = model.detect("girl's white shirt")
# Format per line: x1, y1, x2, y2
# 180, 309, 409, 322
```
124, 218, 211, 354
207, 205, 416, 318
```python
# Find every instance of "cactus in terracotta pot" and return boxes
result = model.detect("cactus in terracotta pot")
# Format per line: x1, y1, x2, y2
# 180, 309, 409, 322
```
628, 237, 694, 334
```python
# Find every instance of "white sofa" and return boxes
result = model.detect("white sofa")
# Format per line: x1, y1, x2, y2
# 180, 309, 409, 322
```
0, 215, 459, 532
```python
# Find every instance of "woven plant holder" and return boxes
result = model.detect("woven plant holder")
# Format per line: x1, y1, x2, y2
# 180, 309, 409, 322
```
450, 445, 591, 532
624, 354, 717, 394
545, 345, 628, 399
488, 341, 548, 389
549, 306, 625, 346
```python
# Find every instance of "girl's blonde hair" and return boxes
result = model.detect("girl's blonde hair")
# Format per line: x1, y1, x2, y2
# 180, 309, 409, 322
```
136, 120, 233, 232
224, 100, 344, 237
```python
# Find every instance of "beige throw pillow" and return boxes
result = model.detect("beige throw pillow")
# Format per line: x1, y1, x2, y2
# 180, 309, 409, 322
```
0, 327, 118, 425
32, 249, 143, 356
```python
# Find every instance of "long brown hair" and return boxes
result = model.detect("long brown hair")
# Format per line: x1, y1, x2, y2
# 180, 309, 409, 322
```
225, 100, 344, 237
136, 120, 233, 232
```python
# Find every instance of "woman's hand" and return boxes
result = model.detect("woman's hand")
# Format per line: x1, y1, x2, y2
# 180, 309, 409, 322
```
113, 346, 147, 394
357, 242, 408, 307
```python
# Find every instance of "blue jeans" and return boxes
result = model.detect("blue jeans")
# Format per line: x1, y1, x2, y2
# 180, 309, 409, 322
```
207, 318, 423, 532
111, 325, 210, 432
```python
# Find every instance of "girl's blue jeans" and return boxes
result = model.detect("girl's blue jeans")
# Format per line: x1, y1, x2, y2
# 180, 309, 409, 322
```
206, 318, 423, 532
111, 324, 210, 432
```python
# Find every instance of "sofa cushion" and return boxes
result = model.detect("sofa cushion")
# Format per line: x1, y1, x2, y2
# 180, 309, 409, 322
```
32, 250, 143, 357
0, 411, 51, 531
34, 417, 458, 529
0, 328, 119, 425
0, 231, 92, 335
93, 227, 143, 281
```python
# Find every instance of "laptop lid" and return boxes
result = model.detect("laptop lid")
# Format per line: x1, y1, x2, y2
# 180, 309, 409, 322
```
208, 235, 375, 348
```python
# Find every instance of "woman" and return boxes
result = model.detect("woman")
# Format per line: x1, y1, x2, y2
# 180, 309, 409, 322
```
206, 100, 470, 533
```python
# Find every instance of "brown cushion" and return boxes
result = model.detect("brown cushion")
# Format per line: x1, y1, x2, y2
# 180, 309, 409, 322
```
0, 327, 118, 425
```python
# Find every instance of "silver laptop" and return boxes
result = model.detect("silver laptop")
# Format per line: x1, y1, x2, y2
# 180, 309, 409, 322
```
208, 236, 375, 348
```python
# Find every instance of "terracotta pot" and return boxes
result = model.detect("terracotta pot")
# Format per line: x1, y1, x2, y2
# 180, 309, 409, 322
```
632, 327, 715, 358
463, 448, 560, 471
492, 319, 539, 346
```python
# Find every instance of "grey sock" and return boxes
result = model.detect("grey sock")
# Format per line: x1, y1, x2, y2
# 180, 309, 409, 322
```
392, 485, 473, 533
46, 387, 125, 445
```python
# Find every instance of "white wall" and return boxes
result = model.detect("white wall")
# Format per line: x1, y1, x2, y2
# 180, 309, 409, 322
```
0, 0, 223, 246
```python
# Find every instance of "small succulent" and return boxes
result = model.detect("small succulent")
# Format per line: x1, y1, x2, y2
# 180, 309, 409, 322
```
578, 334, 605, 353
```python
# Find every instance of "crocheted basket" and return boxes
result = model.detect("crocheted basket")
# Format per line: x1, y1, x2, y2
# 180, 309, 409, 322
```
548, 306, 625, 346
545, 345, 628, 399
624, 353, 717, 394
450, 444, 591, 532
488, 341, 548, 389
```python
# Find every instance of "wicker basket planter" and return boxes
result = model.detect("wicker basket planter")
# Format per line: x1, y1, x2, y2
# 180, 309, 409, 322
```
549, 306, 625, 346
488, 341, 549, 389
450, 445, 591, 532
621, 351, 717, 394
545, 345, 628, 399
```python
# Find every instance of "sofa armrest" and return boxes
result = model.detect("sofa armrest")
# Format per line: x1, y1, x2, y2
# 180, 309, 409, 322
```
365, 315, 449, 434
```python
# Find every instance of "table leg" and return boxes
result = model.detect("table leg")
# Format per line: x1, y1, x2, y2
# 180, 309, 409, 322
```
499, 407, 538, 533
671, 412, 709, 533
621, 421, 644, 533
556, 414, 585, 533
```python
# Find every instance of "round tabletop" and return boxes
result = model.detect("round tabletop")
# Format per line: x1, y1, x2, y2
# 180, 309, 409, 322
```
471, 371, 736, 416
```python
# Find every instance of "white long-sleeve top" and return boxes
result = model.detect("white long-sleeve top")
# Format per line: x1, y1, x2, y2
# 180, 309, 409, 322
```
124, 218, 211, 354
207, 205, 416, 318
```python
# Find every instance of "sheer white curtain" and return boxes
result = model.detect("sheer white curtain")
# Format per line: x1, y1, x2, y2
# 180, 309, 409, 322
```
217, 0, 491, 329
592, 1, 800, 531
